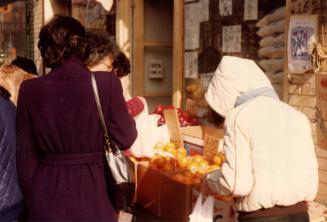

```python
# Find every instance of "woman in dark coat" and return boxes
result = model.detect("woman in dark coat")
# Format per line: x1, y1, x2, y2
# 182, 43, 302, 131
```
16, 16, 137, 221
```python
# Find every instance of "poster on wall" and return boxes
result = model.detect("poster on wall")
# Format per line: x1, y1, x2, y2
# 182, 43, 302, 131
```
244, 0, 258, 21
288, 15, 318, 74
184, 0, 209, 50
185, 3, 200, 50
222, 25, 242, 53
185, 51, 198, 79
219, 0, 232, 16
316, 74, 327, 150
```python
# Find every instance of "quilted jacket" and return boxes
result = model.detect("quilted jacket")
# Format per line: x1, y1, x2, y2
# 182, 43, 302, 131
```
0, 95, 23, 221
205, 56, 318, 212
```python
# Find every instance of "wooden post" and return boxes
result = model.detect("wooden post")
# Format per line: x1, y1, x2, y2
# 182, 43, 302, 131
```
172, 0, 184, 108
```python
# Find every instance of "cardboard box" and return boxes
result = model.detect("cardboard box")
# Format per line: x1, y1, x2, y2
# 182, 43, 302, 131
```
136, 163, 197, 221
181, 126, 224, 158
136, 162, 161, 216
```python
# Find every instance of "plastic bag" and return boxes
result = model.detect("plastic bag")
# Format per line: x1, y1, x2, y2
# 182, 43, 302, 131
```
130, 100, 170, 158
189, 194, 214, 222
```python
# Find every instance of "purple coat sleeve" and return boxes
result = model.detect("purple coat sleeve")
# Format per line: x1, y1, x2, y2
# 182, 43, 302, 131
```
108, 75, 137, 149
16, 82, 40, 201
126, 97, 144, 117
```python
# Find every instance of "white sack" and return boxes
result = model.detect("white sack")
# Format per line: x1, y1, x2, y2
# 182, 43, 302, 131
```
256, 6, 286, 27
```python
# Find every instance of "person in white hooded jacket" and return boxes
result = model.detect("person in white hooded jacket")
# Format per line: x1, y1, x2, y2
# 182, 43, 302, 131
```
204, 56, 318, 222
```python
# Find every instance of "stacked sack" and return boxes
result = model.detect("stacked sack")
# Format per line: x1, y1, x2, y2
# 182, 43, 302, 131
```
256, 6, 286, 98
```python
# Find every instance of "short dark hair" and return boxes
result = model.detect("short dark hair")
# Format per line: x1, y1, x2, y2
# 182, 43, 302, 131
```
38, 15, 89, 68
11, 56, 38, 75
85, 32, 119, 66
112, 51, 130, 78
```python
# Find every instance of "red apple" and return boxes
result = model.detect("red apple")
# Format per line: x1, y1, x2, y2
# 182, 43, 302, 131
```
181, 111, 189, 120
188, 116, 199, 125
180, 119, 189, 127
154, 105, 164, 115
158, 116, 166, 126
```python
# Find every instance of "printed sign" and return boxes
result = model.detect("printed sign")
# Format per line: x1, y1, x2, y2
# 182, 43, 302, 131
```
316, 74, 327, 150
288, 15, 318, 74
185, 51, 199, 79
222, 25, 242, 53
219, 0, 232, 16
244, 0, 258, 21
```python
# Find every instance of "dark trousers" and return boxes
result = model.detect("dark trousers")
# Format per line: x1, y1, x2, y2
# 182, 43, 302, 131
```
238, 212, 309, 222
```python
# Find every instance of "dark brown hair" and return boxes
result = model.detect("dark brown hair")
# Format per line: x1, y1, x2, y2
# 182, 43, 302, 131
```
38, 15, 89, 68
112, 51, 131, 78
85, 32, 119, 67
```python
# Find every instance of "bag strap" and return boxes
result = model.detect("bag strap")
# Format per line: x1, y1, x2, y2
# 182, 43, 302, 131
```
91, 73, 114, 153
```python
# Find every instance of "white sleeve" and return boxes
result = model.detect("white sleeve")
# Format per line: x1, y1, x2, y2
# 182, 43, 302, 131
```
206, 112, 254, 197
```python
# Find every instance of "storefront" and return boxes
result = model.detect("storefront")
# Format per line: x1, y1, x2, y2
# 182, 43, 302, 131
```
0, 0, 26, 65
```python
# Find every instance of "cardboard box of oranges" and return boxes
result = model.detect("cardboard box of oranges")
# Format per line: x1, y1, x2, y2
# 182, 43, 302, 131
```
136, 141, 226, 221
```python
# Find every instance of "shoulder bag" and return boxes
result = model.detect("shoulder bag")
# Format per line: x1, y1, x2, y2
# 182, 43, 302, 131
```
91, 73, 135, 216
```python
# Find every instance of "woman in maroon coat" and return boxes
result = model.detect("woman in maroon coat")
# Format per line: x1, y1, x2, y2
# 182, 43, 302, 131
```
16, 16, 137, 221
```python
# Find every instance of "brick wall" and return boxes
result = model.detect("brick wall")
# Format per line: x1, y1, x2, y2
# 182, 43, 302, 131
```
26, 0, 43, 75
286, 0, 327, 203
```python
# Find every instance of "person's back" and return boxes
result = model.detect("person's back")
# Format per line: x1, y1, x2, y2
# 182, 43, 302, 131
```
16, 16, 137, 221
0, 64, 34, 221
227, 96, 317, 211
0, 95, 23, 222
205, 56, 318, 222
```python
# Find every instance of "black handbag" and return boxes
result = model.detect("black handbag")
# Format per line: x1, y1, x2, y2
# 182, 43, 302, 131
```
91, 73, 135, 213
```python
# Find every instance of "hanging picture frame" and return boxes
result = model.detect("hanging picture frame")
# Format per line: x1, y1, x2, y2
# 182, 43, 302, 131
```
287, 15, 318, 74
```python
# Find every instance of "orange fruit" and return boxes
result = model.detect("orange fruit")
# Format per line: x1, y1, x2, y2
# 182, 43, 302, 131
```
206, 164, 220, 173
165, 146, 176, 155
178, 156, 191, 169
183, 170, 194, 178
162, 162, 174, 172
192, 155, 204, 163
165, 142, 176, 150
187, 162, 199, 173
154, 141, 165, 150
175, 152, 185, 160
198, 159, 209, 169
172, 173, 184, 183
176, 148, 187, 156
213, 155, 222, 166
218, 153, 225, 163
151, 156, 166, 168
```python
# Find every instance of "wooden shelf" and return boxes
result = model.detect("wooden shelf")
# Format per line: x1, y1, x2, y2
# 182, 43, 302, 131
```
144, 41, 173, 48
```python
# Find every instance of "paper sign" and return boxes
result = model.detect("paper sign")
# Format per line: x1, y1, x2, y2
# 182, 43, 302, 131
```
316, 74, 327, 150
244, 0, 258, 21
185, 3, 200, 50
222, 25, 242, 53
219, 0, 232, 16
288, 15, 318, 74
203, 134, 220, 160
185, 51, 199, 79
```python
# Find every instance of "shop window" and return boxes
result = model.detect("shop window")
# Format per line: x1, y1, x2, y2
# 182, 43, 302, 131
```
184, 0, 286, 127
0, 1, 26, 66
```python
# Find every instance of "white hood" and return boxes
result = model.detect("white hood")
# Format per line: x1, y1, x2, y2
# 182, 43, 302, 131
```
205, 56, 274, 117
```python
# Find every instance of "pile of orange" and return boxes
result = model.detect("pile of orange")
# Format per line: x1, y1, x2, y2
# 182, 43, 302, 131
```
150, 141, 226, 184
